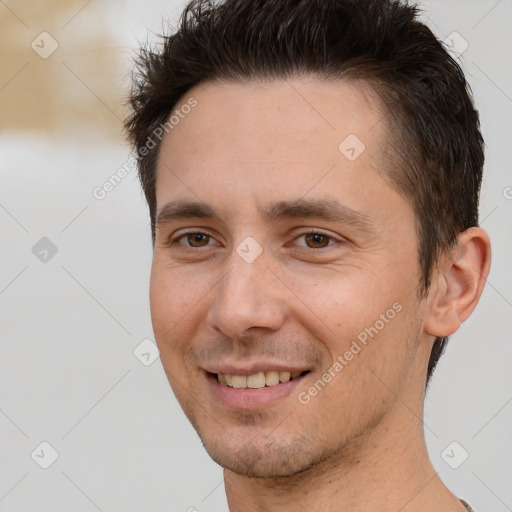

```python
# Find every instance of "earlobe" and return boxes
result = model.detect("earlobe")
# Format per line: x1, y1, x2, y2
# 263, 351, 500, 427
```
424, 227, 491, 338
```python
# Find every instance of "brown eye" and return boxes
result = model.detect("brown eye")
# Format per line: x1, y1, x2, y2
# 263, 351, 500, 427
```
181, 232, 212, 247
304, 233, 329, 248
301, 232, 334, 248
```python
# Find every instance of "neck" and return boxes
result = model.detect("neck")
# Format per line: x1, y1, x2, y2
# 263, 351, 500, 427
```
224, 390, 464, 512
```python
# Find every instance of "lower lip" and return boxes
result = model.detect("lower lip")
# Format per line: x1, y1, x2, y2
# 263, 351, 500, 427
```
205, 372, 308, 410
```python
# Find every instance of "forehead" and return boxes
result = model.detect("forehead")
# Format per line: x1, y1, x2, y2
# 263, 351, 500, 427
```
170, 76, 384, 148
156, 77, 388, 182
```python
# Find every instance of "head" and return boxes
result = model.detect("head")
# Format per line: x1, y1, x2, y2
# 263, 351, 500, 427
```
125, 0, 490, 478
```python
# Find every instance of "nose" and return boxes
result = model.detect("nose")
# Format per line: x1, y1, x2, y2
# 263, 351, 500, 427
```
206, 247, 288, 340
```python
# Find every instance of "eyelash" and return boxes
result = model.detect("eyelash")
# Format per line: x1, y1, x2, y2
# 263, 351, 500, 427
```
168, 229, 341, 250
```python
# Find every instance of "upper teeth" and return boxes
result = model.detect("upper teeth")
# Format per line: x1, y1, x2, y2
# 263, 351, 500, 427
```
218, 371, 303, 389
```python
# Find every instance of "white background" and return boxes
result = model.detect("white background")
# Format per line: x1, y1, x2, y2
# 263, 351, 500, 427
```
1, 1, 511, 511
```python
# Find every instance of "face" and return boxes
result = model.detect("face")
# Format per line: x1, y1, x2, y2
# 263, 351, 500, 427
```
150, 77, 430, 478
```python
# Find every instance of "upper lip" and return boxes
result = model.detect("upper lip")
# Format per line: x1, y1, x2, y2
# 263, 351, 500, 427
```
203, 361, 311, 376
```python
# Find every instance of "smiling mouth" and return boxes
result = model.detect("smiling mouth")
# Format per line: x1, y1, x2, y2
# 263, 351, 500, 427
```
212, 370, 309, 389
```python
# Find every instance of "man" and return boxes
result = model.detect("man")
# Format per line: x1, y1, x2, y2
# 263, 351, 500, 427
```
124, 0, 491, 510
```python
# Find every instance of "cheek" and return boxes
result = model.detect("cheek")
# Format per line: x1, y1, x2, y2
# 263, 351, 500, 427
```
149, 262, 207, 355
289, 264, 418, 383
289, 267, 393, 337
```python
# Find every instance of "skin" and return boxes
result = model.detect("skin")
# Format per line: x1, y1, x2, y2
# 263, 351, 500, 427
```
150, 77, 491, 512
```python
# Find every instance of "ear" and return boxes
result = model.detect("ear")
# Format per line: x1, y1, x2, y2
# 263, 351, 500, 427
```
423, 227, 492, 337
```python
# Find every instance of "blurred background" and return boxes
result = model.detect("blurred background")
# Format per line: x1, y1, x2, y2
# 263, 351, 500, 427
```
0, 1, 511, 511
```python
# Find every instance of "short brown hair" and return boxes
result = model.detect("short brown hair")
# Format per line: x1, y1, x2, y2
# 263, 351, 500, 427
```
124, 0, 484, 385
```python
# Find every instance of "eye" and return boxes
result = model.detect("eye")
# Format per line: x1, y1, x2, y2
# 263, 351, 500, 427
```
168, 229, 341, 251
172, 232, 218, 248
294, 230, 338, 249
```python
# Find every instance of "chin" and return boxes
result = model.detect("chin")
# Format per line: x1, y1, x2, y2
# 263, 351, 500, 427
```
201, 433, 323, 478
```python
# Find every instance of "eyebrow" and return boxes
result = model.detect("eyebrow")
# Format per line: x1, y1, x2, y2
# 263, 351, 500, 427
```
262, 199, 375, 232
155, 198, 376, 233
